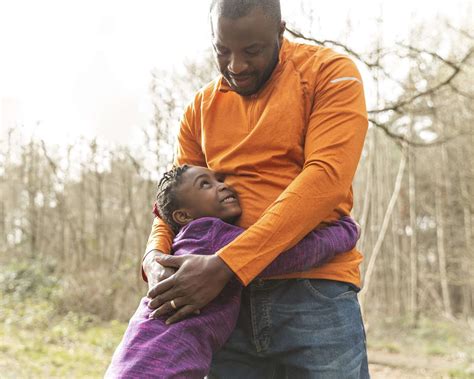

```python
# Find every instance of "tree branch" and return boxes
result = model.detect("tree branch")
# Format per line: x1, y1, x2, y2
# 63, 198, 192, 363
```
369, 118, 471, 148
397, 43, 459, 70
285, 27, 474, 147
370, 48, 474, 114
285, 26, 379, 68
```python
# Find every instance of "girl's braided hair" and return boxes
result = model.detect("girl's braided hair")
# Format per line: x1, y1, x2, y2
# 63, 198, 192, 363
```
155, 165, 191, 234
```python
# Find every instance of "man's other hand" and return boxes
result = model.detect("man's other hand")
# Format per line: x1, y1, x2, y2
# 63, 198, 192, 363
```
143, 250, 176, 291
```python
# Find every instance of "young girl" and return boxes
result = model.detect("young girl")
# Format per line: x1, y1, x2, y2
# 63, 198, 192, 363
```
105, 165, 359, 379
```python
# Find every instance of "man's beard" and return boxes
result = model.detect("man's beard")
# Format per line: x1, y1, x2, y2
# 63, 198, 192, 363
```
256, 40, 280, 92
225, 39, 281, 96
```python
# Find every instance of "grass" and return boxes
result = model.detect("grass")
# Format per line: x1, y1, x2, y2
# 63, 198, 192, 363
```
449, 369, 474, 379
366, 315, 474, 377
0, 296, 127, 378
3, 301, 474, 378
1, 262, 473, 378
0, 261, 134, 378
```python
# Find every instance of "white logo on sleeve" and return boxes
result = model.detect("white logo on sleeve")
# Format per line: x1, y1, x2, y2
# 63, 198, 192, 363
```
330, 77, 361, 84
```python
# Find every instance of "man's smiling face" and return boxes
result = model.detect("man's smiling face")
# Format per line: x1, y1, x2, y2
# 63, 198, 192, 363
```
211, 6, 285, 96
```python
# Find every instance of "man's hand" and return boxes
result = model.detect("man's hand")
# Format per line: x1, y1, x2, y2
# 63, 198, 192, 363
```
147, 253, 234, 324
143, 250, 176, 291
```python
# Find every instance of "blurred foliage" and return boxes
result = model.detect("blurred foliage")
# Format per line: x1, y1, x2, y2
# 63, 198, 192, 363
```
0, 260, 60, 301
0, 262, 127, 378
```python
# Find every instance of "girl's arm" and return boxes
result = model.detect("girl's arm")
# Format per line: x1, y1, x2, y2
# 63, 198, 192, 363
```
209, 216, 359, 278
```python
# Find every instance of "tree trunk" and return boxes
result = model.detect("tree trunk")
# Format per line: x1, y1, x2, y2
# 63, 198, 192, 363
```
360, 146, 407, 311
435, 144, 452, 317
408, 144, 419, 325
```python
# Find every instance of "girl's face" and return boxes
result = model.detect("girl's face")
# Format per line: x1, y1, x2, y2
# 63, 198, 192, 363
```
173, 166, 242, 226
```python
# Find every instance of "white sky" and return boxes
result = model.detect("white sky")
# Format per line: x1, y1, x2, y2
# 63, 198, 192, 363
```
0, 0, 471, 145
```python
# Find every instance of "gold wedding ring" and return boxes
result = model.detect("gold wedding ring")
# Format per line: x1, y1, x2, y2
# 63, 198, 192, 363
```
170, 299, 177, 310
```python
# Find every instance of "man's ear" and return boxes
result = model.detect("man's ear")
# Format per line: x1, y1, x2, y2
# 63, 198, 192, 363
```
172, 209, 194, 226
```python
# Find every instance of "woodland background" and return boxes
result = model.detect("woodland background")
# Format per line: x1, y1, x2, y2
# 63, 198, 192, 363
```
1, 3, 473, 378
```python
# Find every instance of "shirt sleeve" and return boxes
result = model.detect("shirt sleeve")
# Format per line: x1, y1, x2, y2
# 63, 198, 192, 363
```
217, 56, 368, 285
211, 217, 359, 279
142, 100, 207, 281
258, 216, 359, 277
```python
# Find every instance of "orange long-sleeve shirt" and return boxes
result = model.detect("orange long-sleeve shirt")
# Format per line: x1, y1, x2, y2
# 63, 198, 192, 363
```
146, 38, 368, 287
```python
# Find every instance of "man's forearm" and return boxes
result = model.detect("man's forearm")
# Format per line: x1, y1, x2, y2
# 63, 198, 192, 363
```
258, 217, 359, 278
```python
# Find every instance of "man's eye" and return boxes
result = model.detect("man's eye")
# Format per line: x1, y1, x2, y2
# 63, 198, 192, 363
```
214, 46, 229, 56
200, 181, 211, 188
246, 47, 262, 56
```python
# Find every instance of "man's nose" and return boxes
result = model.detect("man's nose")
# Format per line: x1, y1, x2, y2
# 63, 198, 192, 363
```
228, 54, 248, 75
217, 182, 229, 191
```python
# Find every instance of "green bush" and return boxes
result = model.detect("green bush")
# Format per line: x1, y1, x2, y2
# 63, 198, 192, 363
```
0, 260, 60, 302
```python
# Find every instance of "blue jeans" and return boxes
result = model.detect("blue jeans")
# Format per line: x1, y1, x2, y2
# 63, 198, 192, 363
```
209, 279, 369, 379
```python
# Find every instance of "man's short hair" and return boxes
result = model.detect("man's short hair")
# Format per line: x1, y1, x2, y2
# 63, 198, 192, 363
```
209, 0, 281, 26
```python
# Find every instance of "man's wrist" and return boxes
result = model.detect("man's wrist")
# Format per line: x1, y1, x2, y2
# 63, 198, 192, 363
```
213, 254, 235, 282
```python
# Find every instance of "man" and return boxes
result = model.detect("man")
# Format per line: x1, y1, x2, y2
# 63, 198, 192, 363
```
144, 0, 369, 377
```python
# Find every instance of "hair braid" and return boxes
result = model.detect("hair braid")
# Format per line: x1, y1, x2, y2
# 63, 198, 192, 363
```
155, 165, 191, 234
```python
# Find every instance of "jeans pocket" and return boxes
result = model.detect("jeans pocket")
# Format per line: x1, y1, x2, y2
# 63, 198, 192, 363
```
302, 279, 357, 301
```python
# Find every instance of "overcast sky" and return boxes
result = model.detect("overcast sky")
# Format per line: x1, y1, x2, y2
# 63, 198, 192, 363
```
0, 0, 471, 145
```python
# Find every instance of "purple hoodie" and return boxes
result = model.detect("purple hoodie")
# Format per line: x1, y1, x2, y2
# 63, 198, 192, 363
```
105, 216, 359, 379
